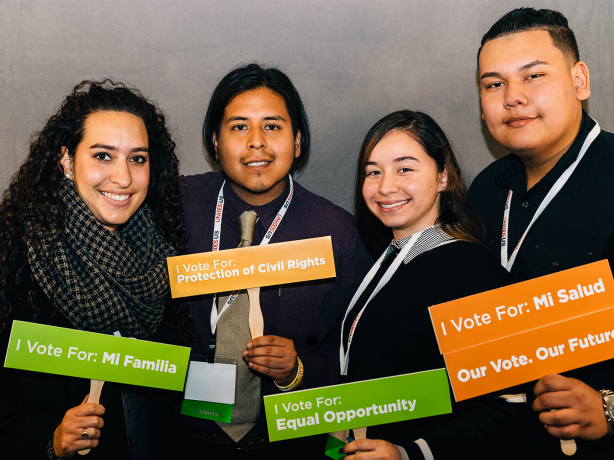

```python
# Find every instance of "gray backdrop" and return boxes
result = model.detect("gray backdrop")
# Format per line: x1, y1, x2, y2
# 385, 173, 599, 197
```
2, 0, 613, 212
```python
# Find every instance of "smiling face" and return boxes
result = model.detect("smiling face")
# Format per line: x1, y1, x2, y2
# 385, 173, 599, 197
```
362, 130, 446, 241
60, 111, 150, 233
213, 87, 300, 206
479, 30, 590, 163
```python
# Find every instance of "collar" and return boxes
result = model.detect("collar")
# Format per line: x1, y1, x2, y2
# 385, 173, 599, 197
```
390, 235, 410, 251
387, 224, 453, 265
221, 174, 292, 232
496, 110, 595, 196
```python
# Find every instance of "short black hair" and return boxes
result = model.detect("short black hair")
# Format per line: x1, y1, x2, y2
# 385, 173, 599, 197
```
202, 63, 310, 173
478, 8, 579, 64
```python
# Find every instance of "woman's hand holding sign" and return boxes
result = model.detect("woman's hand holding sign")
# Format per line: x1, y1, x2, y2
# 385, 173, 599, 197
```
341, 439, 403, 459
533, 374, 608, 440
243, 336, 299, 386
53, 395, 104, 457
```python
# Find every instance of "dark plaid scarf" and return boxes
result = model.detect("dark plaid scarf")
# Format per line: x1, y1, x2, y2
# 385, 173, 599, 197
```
26, 179, 176, 339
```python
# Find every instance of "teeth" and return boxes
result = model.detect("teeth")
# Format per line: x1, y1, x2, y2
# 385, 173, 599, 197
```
380, 200, 408, 209
247, 161, 269, 166
101, 191, 130, 202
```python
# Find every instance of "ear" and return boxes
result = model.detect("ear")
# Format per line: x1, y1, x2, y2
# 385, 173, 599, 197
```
481, 112, 485, 121
572, 61, 590, 101
212, 133, 220, 161
59, 146, 73, 179
438, 167, 448, 192
294, 131, 301, 159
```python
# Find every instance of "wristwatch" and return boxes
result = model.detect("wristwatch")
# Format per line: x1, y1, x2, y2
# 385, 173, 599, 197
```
599, 390, 614, 436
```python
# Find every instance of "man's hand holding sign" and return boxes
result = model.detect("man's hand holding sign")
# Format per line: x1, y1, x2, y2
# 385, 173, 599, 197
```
244, 336, 299, 386
168, 180, 337, 425
429, 260, 614, 455
533, 374, 609, 441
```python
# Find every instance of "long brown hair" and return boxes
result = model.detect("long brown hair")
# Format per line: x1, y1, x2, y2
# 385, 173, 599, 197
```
354, 110, 486, 258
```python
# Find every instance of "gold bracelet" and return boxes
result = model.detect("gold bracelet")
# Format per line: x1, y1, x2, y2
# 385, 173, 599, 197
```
275, 357, 304, 392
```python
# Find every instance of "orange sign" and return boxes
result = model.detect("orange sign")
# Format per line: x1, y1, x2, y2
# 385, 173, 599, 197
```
445, 306, 614, 401
429, 261, 614, 401
167, 237, 336, 299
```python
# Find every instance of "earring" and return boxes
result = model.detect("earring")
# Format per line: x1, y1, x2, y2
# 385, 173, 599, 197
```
64, 173, 70, 179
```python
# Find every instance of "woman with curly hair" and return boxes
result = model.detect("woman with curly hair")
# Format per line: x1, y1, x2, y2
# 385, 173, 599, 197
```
0, 80, 188, 459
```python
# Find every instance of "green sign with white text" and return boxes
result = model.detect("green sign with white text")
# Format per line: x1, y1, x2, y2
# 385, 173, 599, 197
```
4, 321, 190, 391
263, 369, 451, 441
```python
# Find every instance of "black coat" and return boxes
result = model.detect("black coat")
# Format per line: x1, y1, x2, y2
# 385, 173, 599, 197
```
0, 255, 176, 460
343, 241, 525, 459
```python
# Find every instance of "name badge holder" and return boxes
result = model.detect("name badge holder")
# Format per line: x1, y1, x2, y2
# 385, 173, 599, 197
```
181, 176, 294, 423
181, 356, 238, 423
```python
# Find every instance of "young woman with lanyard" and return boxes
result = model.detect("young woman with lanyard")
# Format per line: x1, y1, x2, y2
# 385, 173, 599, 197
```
0, 80, 188, 459
340, 111, 523, 460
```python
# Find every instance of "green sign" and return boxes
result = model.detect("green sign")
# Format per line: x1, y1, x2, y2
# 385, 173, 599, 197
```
181, 399, 233, 423
263, 369, 451, 442
4, 321, 190, 391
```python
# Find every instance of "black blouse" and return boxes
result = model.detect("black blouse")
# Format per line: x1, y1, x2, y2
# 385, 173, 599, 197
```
342, 240, 524, 459
0, 254, 175, 459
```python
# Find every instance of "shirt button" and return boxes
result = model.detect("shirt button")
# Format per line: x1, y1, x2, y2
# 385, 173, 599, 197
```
553, 261, 559, 267
522, 202, 529, 208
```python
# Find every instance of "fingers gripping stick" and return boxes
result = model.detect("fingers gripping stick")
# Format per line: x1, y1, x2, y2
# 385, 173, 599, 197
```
78, 380, 104, 456
548, 406, 576, 456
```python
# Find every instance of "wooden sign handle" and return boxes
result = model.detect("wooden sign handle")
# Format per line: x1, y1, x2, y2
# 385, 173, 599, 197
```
561, 439, 577, 456
77, 380, 105, 456
329, 429, 349, 442
352, 427, 367, 453
248, 287, 264, 339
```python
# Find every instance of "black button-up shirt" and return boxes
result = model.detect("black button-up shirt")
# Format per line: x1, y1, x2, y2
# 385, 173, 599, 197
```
470, 111, 614, 283
470, 111, 614, 457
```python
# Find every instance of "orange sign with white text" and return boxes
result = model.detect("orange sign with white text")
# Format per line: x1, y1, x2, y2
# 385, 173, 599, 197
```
167, 237, 336, 299
429, 260, 614, 401
443, 306, 614, 401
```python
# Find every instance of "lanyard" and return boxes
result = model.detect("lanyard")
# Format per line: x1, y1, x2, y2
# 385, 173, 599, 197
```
339, 228, 431, 376
209, 176, 294, 335
501, 121, 601, 271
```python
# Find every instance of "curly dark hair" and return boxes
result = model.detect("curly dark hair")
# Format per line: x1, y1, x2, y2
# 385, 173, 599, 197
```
0, 79, 192, 341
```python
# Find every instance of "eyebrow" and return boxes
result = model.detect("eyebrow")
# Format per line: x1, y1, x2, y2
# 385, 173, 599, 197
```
519, 59, 549, 71
366, 156, 419, 165
89, 143, 149, 153
394, 156, 418, 162
226, 115, 287, 122
480, 60, 550, 80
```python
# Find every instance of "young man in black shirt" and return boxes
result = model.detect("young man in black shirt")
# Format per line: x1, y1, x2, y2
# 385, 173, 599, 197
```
470, 7, 614, 458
